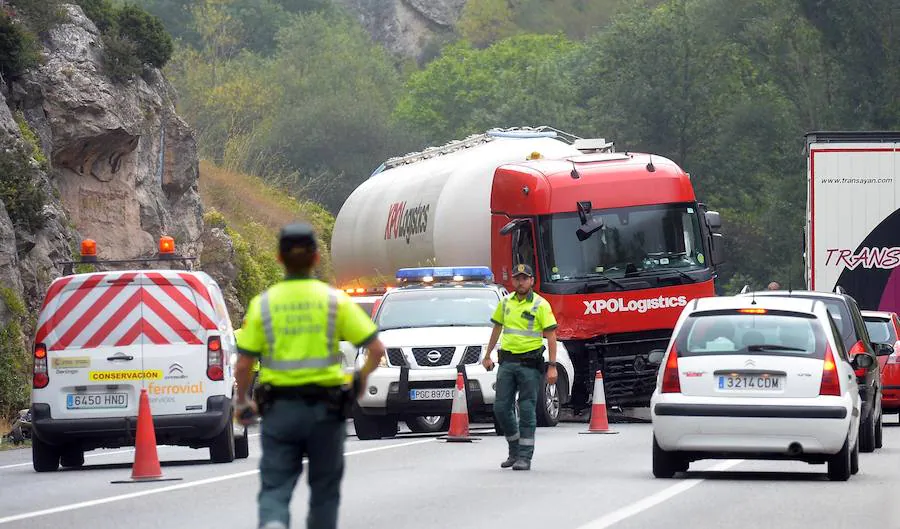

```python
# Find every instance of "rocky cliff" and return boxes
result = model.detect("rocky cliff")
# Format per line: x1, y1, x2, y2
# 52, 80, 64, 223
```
0, 3, 223, 404
335, 0, 467, 59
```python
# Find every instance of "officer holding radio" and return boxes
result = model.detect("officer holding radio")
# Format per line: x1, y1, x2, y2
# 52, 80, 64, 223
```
482, 263, 558, 471
234, 222, 386, 529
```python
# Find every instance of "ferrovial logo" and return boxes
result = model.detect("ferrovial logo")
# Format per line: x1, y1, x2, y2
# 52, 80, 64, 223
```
583, 295, 688, 315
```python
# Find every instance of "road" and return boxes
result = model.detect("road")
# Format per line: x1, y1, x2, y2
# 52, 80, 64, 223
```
1, 418, 899, 529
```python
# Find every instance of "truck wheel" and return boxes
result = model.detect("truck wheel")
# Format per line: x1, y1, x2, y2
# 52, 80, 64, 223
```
352, 404, 397, 440
60, 447, 85, 468
536, 378, 561, 427
32, 436, 60, 473
210, 422, 236, 463
406, 416, 448, 433
235, 426, 250, 459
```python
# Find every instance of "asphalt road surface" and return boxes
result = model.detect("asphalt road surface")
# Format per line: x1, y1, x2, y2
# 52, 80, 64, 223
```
2, 418, 899, 529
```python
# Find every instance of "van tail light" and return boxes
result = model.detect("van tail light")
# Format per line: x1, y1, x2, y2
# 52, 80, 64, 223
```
661, 344, 681, 393
849, 340, 867, 377
819, 345, 841, 396
207, 336, 223, 381
33, 343, 49, 389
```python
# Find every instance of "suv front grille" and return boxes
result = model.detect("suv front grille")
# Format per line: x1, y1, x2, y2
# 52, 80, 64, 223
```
386, 348, 407, 367
462, 346, 482, 364
412, 347, 455, 366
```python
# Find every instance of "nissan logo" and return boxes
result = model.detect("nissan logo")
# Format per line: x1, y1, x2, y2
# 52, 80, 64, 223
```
426, 350, 442, 364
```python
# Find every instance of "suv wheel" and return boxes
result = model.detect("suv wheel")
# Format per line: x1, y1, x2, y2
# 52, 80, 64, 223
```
60, 447, 85, 468
536, 377, 561, 427
210, 422, 236, 463
235, 426, 250, 459
352, 404, 397, 440
32, 436, 60, 473
406, 416, 448, 434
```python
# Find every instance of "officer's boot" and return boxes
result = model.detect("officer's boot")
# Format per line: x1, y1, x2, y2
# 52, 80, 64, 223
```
501, 440, 519, 468
512, 459, 531, 471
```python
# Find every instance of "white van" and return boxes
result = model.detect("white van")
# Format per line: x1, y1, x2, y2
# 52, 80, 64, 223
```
29, 240, 248, 472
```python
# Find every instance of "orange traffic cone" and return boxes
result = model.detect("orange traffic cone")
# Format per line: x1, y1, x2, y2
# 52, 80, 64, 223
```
579, 370, 619, 435
439, 372, 480, 442
111, 389, 182, 483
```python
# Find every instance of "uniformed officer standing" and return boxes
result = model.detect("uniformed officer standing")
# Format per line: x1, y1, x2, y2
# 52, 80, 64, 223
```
482, 263, 558, 471
234, 222, 386, 529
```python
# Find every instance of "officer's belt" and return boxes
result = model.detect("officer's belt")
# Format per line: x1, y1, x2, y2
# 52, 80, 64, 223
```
268, 384, 343, 402
498, 347, 544, 366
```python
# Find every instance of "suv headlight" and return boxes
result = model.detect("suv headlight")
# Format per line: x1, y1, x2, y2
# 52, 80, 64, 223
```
356, 348, 388, 368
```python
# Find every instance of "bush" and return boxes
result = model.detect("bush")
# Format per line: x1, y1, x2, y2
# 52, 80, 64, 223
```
14, 111, 47, 169
0, 288, 29, 422
74, 0, 117, 32
9, 0, 67, 35
0, 11, 40, 80
0, 146, 46, 232
102, 32, 142, 82
114, 4, 173, 68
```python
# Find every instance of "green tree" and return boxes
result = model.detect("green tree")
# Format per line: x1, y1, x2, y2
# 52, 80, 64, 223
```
458, 0, 520, 48
115, 4, 174, 67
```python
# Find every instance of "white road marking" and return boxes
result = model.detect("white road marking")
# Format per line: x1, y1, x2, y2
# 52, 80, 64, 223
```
575, 459, 744, 529
0, 438, 435, 524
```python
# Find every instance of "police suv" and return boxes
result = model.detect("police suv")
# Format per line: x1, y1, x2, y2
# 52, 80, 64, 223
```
352, 266, 575, 440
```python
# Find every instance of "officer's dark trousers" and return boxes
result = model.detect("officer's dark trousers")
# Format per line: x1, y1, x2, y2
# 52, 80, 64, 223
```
494, 361, 541, 461
258, 398, 345, 529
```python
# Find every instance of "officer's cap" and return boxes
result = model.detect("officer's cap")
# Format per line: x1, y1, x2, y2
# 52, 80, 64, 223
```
512, 263, 534, 278
278, 222, 317, 255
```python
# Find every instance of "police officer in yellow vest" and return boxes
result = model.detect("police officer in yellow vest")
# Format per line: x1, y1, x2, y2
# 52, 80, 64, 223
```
234, 222, 386, 529
482, 263, 558, 471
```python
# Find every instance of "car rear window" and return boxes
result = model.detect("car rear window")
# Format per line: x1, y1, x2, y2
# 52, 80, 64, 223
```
675, 310, 829, 359
863, 317, 896, 344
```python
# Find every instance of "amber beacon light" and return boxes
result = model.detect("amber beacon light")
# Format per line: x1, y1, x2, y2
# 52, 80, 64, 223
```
80, 239, 98, 262
159, 236, 175, 258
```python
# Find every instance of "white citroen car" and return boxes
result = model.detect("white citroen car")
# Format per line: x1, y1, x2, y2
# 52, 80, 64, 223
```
352, 266, 575, 440
650, 295, 869, 481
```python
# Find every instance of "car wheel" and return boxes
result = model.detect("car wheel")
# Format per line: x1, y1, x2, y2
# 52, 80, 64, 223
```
235, 427, 250, 459
60, 447, 85, 468
352, 404, 397, 440
32, 436, 60, 473
536, 377, 561, 427
875, 413, 883, 449
652, 435, 682, 479
406, 415, 449, 433
850, 439, 859, 475
859, 410, 876, 453
827, 435, 852, 481
210, 421, 236, 463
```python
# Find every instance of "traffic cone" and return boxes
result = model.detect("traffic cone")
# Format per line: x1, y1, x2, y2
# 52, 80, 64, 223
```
111, 389, 182, 483
579, 370, 619, 435
439, 372, 480, 442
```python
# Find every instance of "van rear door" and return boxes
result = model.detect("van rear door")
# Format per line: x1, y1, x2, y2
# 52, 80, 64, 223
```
34, 272, 146, 420
137, 272, 220, 415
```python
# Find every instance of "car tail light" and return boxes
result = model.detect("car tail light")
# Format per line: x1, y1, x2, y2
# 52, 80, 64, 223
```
849, 340, 867, 376
207, 335, 223, 381
661, 344, 681, 393
33, 343, 49, 389
889, 342, 900, 364
819, 345, 841, 396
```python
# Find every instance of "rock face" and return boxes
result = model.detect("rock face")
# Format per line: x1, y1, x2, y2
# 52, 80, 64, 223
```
0, 3, 205, 323
335, 0, 467, 59
200, 224, 243, 324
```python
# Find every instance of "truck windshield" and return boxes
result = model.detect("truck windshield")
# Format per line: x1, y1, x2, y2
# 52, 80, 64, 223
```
537, 203, 706, 281
375, 289, 500, 330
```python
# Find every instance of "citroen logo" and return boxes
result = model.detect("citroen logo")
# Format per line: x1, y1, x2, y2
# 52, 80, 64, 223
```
744, 359, 756, 367
426, 350, 442, 364
168, 363, 184, 376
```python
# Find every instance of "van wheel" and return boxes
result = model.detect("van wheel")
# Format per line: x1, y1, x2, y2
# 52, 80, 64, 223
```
210, 422, 236, 463
60, 447, 85, 468
406, 416, 449, 433
32, 436, 60, 472
235, 427, 250, 459
352, 404, 397, 440
652, 436, 682, 479
827, 435, 852, 481
859, 411, 876, 453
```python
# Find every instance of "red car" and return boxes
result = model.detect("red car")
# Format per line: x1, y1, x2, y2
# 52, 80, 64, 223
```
862, 310, 900, 420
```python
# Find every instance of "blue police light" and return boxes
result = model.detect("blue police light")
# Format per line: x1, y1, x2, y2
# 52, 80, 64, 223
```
396, 266, 493, 283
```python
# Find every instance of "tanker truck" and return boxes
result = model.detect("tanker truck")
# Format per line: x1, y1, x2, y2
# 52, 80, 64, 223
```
331, 127, 725, 412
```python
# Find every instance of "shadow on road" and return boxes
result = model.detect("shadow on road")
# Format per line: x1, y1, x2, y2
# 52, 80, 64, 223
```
61, 458, 215, 472
682, 470, 828, 481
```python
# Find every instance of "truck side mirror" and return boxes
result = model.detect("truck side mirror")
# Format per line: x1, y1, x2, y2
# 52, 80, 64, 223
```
705, 210, 722, 231
576, 216, 604, 242
711, 232, 725, 265
500, 218, 529, 236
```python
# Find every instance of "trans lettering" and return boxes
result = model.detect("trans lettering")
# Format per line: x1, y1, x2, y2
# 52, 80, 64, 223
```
825, 247, 900, 270
384, 201, 429, 244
